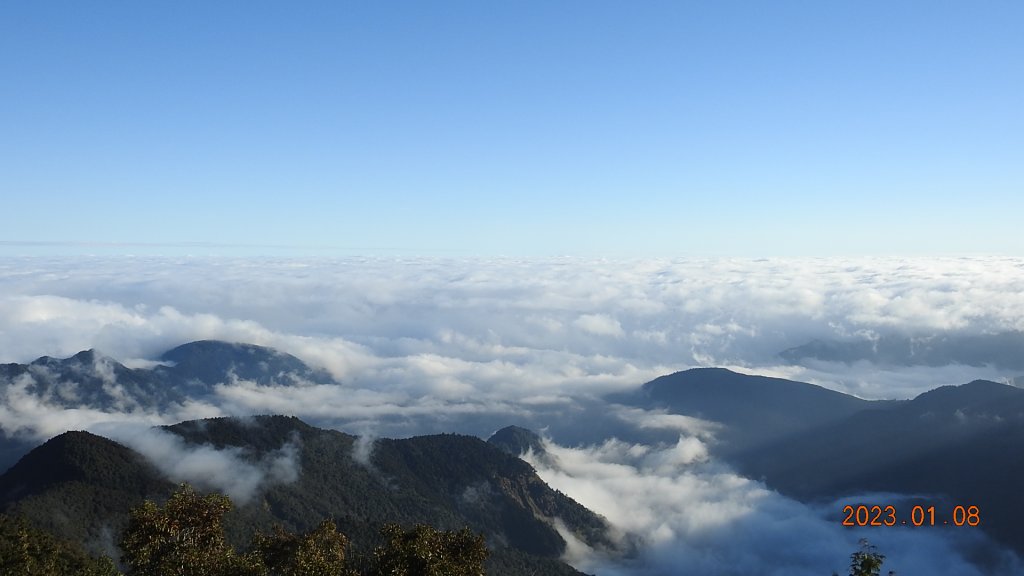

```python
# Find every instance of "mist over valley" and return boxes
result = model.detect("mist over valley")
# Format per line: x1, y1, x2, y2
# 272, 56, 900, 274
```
2, 257, 1024, 574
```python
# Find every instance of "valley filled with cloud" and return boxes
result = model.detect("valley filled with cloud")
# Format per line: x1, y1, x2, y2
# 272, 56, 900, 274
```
2, 255, 1024, 574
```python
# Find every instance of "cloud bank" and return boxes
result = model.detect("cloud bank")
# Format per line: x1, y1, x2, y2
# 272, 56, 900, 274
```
526, 436, 1022, 576
2, 256, 1022, 404
2, 255, 1023, 573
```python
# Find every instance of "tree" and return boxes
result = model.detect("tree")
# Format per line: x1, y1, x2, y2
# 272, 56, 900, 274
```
120, 485, 489, 576
250, 520, 355, 576
120, 484, 262, 576
371, 523, 488, 576
0, 513, 120, 576
834, 539, 892, 576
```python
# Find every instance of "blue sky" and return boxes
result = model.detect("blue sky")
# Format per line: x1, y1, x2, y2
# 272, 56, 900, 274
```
2, 1, 1022, 257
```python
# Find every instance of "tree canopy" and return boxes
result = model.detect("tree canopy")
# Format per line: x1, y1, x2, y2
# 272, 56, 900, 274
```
372, 523, 488, 576
0, 513, 119, 576
120, 484, 261, 576
117, 484, 488, 576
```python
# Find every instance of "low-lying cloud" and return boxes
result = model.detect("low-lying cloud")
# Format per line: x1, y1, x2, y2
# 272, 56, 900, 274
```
526, 437, 1022, 576
104, 425, 301, 505
0, 369, 220, 441
2, 255, 1024, 572
2, 256, 1023, 405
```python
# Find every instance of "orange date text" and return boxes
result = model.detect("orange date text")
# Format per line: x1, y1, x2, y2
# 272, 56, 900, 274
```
841, 504, 980, 527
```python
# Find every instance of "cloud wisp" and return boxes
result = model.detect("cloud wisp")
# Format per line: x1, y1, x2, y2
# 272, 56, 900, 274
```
99, 424, 301, 505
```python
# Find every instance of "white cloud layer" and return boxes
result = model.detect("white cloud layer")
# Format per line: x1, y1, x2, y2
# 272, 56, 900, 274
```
2, 256, 1023, 572
2, 256, 1022, 403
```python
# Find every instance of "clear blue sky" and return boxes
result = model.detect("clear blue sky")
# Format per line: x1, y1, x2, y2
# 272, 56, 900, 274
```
2, 1, 1022, 257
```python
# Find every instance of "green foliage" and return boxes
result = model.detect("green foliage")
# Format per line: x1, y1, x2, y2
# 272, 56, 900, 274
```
209, 420, 599, 570
251, 520, 355, 576
372, 523, 488, 576
120, 484, 262, 576
5, 416, 596, 575
0, 430, 176, 554
834, 539, 891, 576
121, 485, 489, 576
0, 513, 120, 576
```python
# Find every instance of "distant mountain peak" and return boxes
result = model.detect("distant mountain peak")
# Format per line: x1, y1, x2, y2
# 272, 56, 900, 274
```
71, 349, 98, 361
30, 348, 111, 365
618, 367, 872, 452
780, 331, 1024, 371
488, 426, 546, 458
161, 340, 280, 360
640, 367, 865, 402
159, 340, 336, 386
0, 341, 342, 473
910, 379, 1023, 413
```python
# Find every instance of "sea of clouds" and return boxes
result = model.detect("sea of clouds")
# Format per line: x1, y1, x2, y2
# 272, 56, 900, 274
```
3, 256, 1023, 398
2, 255, 1024, 574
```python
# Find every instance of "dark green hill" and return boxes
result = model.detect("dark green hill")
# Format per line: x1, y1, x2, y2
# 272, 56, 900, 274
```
0, 416, 606, 576
0, 430, 168, 501
0, 431, 174, 551
168, 416, 610, 564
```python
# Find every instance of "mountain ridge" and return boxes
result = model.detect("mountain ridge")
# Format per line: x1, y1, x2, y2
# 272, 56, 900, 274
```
731, 377, 1024, 558
4, 340, 1024, 568
610, 367, 886, 452
0, 415, 607, 576
0, 341, 341, 471
779, 331, 1024, 370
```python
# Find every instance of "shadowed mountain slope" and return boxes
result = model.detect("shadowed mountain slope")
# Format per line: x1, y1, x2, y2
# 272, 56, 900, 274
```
158, 340, 335, 387
610, 368, 1024, 559
611, 367, 884, 451
0, 415, 607, 576
0, 431, 174, 551
733, 379, 1024, 557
